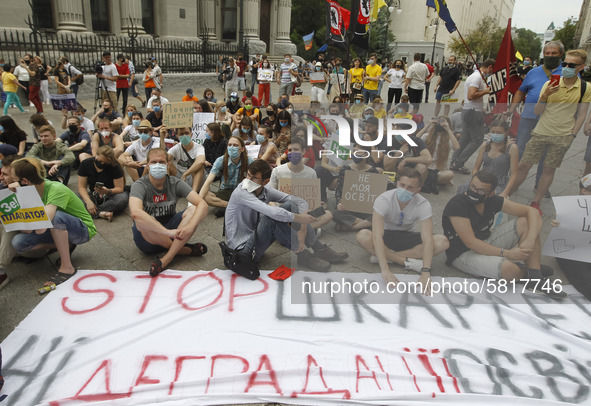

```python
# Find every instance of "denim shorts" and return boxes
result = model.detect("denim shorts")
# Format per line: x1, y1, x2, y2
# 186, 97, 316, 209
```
12, 210, 90, 252
132, 211, 184, 254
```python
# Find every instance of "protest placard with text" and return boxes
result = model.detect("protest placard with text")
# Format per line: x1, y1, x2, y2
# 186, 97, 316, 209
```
341, 171, 389, 214
0, 186, 53, 231
278, 178, 321, 210
191, 112, 216, 145
258, 69, 274, 82
163, 102, 194, 128
50, 94, 77, 111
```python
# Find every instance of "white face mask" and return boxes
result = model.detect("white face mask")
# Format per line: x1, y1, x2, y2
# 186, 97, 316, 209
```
100, 130, 111, 137
242, 178, 261, 193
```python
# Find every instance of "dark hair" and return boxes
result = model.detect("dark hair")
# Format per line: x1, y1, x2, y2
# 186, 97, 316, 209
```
398, 167, 421, 182
223, 136, 248, 185
29, 113, 50, 128
102, 51, 111, 57
239, 116, 255, 139
473, 171, 498, 191
248, 159, 273, 180
398, 102, 410, 112
273, 110, 292, 134
198, 99, 213, 113
131, 111, 143, 119
0, 116, 28, 145
485, 119, 510, 154
260, 126, 273, 138
369, 53, 377, 59
1, 154, 18, 167
206, 122, 224, 142
481, 59, 495, 68
203, 88, 214, 98
116, 53, 124, 60
289, 136, 306, 151
3, 63, 12, 72
413, 53, 421, 61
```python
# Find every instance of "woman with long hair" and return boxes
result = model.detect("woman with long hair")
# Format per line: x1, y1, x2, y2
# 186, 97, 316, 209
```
122, 104, 138, 127
420, 116, 460, 186
384, 59, 406, 111
29, 113, 52, 142
273, 110, 292, 155
203, 122, 228, 174
348, 58, 365, 102
0, 116, 27, 156
232, 115, 255, 145
52, 60, 71, 94
261, 103, 278, 128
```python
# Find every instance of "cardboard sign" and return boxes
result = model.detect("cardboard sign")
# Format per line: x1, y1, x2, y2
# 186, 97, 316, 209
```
50, 93, 77, 111
258, 68, 274, 82
163, 102, 194, 128
309, 72, 325, 84
0, 186, 53, 231
191, 112, 215, 145
278, 178, 321, 210
289, 95, 311, 105
245, 144, 261, 160
341, 171, 389, 214
542, 195, 591, 263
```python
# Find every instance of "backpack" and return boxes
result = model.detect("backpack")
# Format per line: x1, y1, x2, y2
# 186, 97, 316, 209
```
68, 65, 84, 86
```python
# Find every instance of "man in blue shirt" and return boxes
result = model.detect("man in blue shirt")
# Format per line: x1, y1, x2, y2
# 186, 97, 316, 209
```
505, 41, 564, 192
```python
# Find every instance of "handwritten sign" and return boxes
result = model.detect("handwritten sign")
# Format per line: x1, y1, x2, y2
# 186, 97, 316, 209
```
309, 72, 325, 84
341, 171, 389, 214
50, 93, 77, 111
278, 178, 321, 210
246, 144, 261, 160
0, 186, 53, 231
163, 102, 194, 128
542, 195, 591, 263
191, 112, 215, 145
289, 95, 311, 105
257, 68, 274, 82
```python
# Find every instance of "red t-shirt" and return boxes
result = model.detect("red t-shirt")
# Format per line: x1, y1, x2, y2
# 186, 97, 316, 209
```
116, 63, 130, 88
242, 95, 260, 107
236, 60, 248, 77
426, 64, 435, 81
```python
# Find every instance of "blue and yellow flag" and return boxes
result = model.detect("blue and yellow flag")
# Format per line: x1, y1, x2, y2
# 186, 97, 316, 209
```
303, 32, 315, 51
426, 0, 457, 33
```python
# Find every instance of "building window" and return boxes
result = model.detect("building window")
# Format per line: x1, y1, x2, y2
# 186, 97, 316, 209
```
32, 0, 54, 29
91, 0, 110, 32
222, 0, 237, 41
142, 0, 155, 35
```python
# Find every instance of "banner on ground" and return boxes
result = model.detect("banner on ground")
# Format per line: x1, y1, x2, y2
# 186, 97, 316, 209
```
278, 178, 321, 210
1, 269, 590, 405
50, 94, 77, 111
342, 171, 389, 214
0, 186, 53, 232
542, 195, 591, 263
163, 102, 194, 128
192, 113, 216, 145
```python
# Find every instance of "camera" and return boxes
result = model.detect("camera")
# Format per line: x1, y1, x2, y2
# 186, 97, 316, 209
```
144, 61, 154, 69
94, 61, 104, 74
222, 67, 233, 77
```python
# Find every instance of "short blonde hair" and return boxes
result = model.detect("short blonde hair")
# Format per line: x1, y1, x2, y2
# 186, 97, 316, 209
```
566, 49, 588, 63
38, 125, 56, 136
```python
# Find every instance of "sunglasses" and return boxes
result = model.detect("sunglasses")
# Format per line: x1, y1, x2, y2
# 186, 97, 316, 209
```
561, 62, 582, 68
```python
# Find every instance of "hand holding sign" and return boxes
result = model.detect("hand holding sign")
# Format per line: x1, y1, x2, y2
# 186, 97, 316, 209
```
0, 186, 53, 232
163, 102, 194, 128
342, 171, 389, 215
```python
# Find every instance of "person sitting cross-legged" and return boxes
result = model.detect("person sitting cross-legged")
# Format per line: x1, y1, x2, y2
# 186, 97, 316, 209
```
129, 148, 209, 276
442, 170, 566, 300
26, 125, 75, 185
356, 168, 449, 293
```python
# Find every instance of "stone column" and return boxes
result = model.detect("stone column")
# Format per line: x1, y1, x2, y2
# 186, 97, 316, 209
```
243, 0, 266, 54
120, 0, 146, 34
200, 0, 217, 40
273, 0, 296, 55
55, 0, 87, 32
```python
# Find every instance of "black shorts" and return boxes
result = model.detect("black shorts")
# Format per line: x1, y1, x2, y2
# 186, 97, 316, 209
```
383, 230, 423, 251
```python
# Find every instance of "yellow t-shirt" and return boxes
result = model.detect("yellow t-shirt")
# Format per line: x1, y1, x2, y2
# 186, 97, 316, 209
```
373, 108, 387, 119
364, 64, 382, 91
2, 72, 17, 93
394, 113, 413, 120
349, 68, 364, 86
533, 77, 591, 136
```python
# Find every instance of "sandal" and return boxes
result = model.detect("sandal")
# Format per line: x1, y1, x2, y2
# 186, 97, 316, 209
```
47, 269, 77, 286
55, 244, 77, 267
149, 258, 164, 277
186, 243, 208, 257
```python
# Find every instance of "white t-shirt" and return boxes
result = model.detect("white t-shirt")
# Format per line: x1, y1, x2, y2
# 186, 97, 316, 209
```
463, 70, 486, 112
80, 117, 95, 133
269, 163, 317, 189
13, 65, 30, 81
387, 68, 405, 89
147, 95, 170, 108
405, 62, 429, 91
123, 124, 140, 141
124, 137, 160, 162
373, 189, 432, 231
100, 63, 118, 92
168, 142, 205, 176
421, 132, 452, 170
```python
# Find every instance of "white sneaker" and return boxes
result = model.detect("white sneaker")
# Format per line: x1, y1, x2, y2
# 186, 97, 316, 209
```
369, 255, 392, 264
404, 258, 423, 273
316, 228, 321, 238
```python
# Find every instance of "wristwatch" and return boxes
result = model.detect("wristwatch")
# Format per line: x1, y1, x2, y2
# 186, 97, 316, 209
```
421, 267, 431, 273
570, 133, 577, 138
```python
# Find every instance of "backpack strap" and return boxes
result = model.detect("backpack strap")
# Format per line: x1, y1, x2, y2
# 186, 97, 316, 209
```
579, 79, 587, 105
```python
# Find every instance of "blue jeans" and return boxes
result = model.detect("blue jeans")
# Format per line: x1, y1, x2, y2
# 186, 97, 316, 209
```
362, 88, 378, 104
516, 117, 544, 186
12, 211, 90, 252
242, 202, 317, 261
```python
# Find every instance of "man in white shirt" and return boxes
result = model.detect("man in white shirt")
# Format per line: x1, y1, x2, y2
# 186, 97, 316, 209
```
146, 88, 170, 113
167, 127, 206, 191
118, 120, 161, 181
96, 51, 119, 110
60, 56, 83, 97
404, 53, 429, 113
450, 59, 495, 174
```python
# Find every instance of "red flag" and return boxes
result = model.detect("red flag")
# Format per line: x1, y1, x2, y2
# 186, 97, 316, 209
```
487, 18, 522, 136
341, 6, 351, 31
355, 0, 371, 25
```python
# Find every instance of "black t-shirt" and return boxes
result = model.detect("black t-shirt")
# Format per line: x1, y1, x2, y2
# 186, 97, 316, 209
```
226, 101, 240, 115
98, 110, 121, 121
442, 194, 505, 264
390, 136, 426, 157
0, 131, 27, 150
146, 111, 163, 128
438, 66, 462, 94
77, 157, 124, 191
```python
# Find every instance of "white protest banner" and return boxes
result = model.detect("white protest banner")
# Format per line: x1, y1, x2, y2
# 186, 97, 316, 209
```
50, 93, 77, 111
258, 68, 274, 82
278, 178, 321, 210
341, 171, 389, 214
0, 186, 53, 232
245, 144, 261, 160
542, 195, 591, 262
309, 72, 325, 84
163, 102, 194, 128
1, 269, 590, 405
192, 112, 215, 145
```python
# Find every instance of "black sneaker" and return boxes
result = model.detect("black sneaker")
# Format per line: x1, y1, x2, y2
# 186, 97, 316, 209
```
297, 249, 331, 272
214, 207, 226, 217
313, 244, 349, 263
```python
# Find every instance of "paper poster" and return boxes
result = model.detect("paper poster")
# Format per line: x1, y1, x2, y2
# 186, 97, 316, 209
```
0, 186, 53, 231
289, 95, 311, 105
163, 102, 194, 128
542, 195, 591, 263
309, 72, 325, 84
192, 112, 215, 145
278, 178, 321, 209
50, 93, 77, 111
258, 68, 274, 82
341, 171, 389, 214
245, 144, 261, 160
323, 131, 351, 168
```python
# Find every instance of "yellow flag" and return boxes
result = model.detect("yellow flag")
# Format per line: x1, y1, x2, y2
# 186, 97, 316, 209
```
370, 0, 387, 22
515, 51, 523, 61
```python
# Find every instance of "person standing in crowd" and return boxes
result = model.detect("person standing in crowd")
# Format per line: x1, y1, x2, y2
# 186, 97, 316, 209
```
384, 60, 405, 112
0, 116, 27, 157
518, 56, 534, 80
125, 55, 146, 108
143, 60, 159, 102
236, 53, 248, 98
26, 125, 75, 185
349, 58, 365, 103
13, 55, 31, 107
10, 157, 97, 286
258, 56, 273, 107
115, 54, 130, 114
363, 54, 382, 104
434, 55, 462, 117
512, 49, 591, 216
78, 145, 129, 222
38, 56, 51, 105
277, 54, 297, 101
60, 57, 83, 98
2, 63, 28, 115
19, 56, 44, 113
59, 116, 92, 166
224, 57, 240, 101
423, 59, 435, 103
404, 53, 429, 113
250, 54, 260, 94
96, 52, 118, 109
310, 62, 329, 103
449, 59, 495, 174
129, 148, 209, 276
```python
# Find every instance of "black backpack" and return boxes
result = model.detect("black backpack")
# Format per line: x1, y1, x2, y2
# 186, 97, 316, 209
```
68, 65, 84, 86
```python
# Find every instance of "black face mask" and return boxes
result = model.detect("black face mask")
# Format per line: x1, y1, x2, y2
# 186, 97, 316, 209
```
68, 125, 79, 133
267, 111, 274, 116
352, 156, 364, 164
465, 188, 488, 204
95, 160, 107, 169
544, 56, 561, 70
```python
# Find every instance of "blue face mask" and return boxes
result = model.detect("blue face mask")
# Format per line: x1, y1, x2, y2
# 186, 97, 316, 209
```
242, 128, 250, 133
179, 135, 192, 145
127, 111, 133, 117
364, 115, 372, 120
149, 163, 167, 179
153, 105, 161, 112
562, 67, 577, 78
396, 187, 414, 203
0, 125, 4, 132
132, 119, 141, 127
279, 121, 288, 127
256, 134, 266, 143
220, 107, 227, 113
490, 133, 505, 143
524, 60, 531, 66
227, 145, 240, 159
140, 133, 151, 142
355, 100, 361, 104
205, 132, 212, 140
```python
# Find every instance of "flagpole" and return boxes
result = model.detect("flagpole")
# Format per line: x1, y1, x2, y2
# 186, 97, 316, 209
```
455, 28, 488, 86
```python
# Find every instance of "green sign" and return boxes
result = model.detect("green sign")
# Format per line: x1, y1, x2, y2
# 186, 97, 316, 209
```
0, 193, 21, 215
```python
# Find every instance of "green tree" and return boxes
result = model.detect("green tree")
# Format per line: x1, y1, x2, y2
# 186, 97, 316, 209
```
448, 16, 504, 61
553, 17, 578, 50
513, 28, 542, 61
370, 6, 396, 63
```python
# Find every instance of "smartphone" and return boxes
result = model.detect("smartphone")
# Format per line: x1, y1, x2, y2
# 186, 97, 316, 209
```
550, 74, 560, 86
308, 206, 326, 218
95, 182, 104, 189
